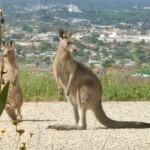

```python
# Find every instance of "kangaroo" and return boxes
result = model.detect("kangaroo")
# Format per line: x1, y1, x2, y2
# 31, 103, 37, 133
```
50, 28, 150, 130
1, 41, 23, 121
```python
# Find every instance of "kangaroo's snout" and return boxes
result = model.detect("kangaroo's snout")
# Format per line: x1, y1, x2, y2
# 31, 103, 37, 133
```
70, 48, 77, 53
74, 49, 77, 52
3, 52, 7, 57
3, 50, 9, 57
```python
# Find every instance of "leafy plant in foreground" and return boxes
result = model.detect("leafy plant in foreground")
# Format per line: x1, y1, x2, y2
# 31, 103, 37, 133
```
0, 81, 10, 116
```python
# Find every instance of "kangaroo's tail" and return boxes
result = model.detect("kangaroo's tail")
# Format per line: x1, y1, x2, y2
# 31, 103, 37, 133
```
93, 103, 150, 128
5, 103, 17, 120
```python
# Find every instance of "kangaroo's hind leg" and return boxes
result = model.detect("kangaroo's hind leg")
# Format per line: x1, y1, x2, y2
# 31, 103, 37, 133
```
69, 96, 79, 125
47, 94, 87, 130
16, 107, 22, 121
5, 103, 17, 120
15, 88, 23, 121
77, 107, 87, 130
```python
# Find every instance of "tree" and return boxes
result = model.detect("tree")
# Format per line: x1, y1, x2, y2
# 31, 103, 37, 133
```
101, 48, 109, 57
139, 39, 145, 45
102, 58, 115, 68
16, 45, 23, 54
132, 46, 145, 66
38, 42, 51, 52
22, 24, 33, 33
11, 33, 25, 40
37, 23, 50, 33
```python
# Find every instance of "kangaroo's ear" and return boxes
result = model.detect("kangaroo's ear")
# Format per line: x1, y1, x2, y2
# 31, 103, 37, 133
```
2, 41, 6, 47
10, 40, 14, 47
59, 28, 65, 39
66, 30, 72, 38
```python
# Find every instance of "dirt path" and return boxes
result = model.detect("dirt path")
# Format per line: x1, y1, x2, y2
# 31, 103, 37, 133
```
1, 102, 150, 150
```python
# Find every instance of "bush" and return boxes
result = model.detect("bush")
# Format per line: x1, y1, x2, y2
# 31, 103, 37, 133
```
102, 76, 150, 101
19, 69, 150, 101
0, 81, 10, 116
20, 70, 65, 102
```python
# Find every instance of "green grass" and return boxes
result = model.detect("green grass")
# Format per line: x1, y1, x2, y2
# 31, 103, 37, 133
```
20, 69, 150, 102
102, 76, 150, 101
20, 70, 61, 102
134, 66, 150, 74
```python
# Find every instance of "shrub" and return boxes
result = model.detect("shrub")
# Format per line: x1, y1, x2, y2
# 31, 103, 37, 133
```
19, 69, 150, 101
0, 81, 10, 116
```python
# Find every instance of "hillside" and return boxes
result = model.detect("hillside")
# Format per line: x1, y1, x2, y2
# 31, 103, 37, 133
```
1, 0, 150, 8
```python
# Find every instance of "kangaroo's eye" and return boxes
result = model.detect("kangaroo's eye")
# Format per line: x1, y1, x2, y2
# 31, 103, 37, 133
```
67, 41, 71, 45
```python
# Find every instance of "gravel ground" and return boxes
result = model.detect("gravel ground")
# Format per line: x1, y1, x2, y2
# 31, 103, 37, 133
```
1, 102, 150, 150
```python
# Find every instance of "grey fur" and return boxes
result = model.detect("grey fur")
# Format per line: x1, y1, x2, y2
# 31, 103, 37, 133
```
52, 29, 150, 130
1, 41, 23, 121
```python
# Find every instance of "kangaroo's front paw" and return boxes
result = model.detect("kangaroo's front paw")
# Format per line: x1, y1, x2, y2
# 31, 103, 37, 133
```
65, 89, 70, 96
1, 79, 5, 84
2, 68, 7, 74
11, 79, 16, 86
13, 82, 16, 86
17, 114, 22, 122
59, 88, 64, 95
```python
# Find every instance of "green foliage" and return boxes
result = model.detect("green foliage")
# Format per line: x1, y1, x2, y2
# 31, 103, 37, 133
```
38, 42, 51, 52
102, 76, 150, 101
134, 66, 150, 74
102, 59, 115, 68
19, 70, 150, 101
20, 70, 64, 101
37, 23, 51, 33
22, 24, 33, 33
101, 48, 109, 57
131, 46, 145, 65
139, 39, 145, 45
0, 81, 10, 116
16, 44, 23, 55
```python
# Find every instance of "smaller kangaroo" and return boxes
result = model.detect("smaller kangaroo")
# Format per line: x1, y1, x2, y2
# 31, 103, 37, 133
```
50, 28, 150, 130
1, 41, 23, 121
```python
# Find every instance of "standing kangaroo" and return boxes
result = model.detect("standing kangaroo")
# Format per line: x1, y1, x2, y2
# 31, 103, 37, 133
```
51, 28, 150, 130
1, 41, 23, 121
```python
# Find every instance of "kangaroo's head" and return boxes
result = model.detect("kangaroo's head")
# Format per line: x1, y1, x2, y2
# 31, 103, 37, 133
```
58, 28, 77, 53
2, 41, 16, 60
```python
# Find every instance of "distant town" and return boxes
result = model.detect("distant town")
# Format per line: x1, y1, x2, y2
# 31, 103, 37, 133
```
1, 2, 150, 74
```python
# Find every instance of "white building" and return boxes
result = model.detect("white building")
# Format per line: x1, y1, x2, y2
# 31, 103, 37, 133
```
68, 4, 82, 13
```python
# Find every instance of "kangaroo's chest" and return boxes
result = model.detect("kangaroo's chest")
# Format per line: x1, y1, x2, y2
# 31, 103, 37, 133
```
55, 60, 70, 87
60, 62, 70, 83
3, 64, 16, 81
